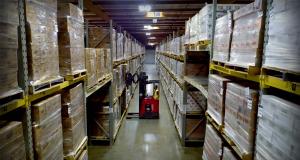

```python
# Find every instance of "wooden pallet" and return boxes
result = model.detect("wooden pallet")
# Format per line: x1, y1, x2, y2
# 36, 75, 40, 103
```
64, 70, 87, 81
0, 90, 24, 106
225, 63, 261, 75
64, 136, 88, 160
262, 66, 300, 82
29, 77, 64, 94
212, 60, 226, 67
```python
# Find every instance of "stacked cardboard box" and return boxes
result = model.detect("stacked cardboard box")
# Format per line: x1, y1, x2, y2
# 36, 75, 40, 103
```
61, 83, 86, 156
116, 33, 124, 60
213, 13, 233, 63
223, 147, 237, 160
26, 0, 61, 85
224, 83, 258, 156
87, 26, 110, 49
95, 48, 105, 80
202, 124, 223, 160
0, 1, 22, 98
255, 95, 300, 160
32, 94, 63, 159
263, 0, 300, 73
85, 48, 97, 88
207, 74, 231, 126
229, 1, 265, 68
58, 3, 85, 76
0, 121, 26, 159
124, 36, 132, 58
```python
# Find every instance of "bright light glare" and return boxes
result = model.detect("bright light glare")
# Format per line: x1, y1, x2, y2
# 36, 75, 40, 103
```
146, 32, 151, 36
148, 43, 155, 46
153, 19, 157, 23
139, 5, 151, 12
144, 25, 159, 30
148, 37, 156, 40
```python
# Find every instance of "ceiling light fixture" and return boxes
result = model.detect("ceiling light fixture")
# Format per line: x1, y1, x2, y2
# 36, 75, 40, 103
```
148, 37, 156, 40
148, 43, 155, 46
144, 25, 159, 30
138, 5, 151, 12
146, 12, 163, 18
153, 19, 157, 23
146, 32, 151, 36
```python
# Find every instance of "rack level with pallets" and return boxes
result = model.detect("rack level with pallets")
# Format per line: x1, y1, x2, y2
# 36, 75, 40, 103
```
64, 137, 88, 160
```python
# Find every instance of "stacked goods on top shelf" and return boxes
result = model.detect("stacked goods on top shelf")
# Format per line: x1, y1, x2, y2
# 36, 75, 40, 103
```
124, 36, 132, 58
224, 82, 258, 157
156, 36, 185, 55
85, 48, 97, 88
263, 0, 300, 73
116, 33, 124, 60
0, 0, 22, 98
32, 94, 63, 159
202, 124, 223, 160
0, 121, 26, 159
213, 13, 233, 63
228, 1, 265, 68
61, 83, 86, 157
26, 0, 61, 85
207, 74, 231, 126
57, 3, 85, 76
255, 95, 300, 160
185, 4, 244, 44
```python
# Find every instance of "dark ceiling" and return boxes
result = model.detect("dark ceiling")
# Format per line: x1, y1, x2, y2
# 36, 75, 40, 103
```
82, 0, 253, 46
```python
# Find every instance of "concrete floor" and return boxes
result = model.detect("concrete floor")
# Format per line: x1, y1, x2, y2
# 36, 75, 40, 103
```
88, 64, 203, 160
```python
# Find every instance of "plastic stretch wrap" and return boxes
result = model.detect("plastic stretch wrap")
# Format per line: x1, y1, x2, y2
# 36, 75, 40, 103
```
213, 13, 232, 63
190, 14, 199, 44
124, 36, 132, 58
185, 20, 191, 44
0, 0, 23, 99
223, 147, 238, 160
58, 3, 85, 76
229, 1, 264, 68
105, 49, 112, 75
0, 121, 26, 160
113, 69, 119, 97
255, 95, 300, 160
95, 48, 105, 80
85, 48, 97, 88
32, 94, 63, 160
26, 0, 61, 85
88, 26, 110, 48
117, 33, 124, 60
224, 83, 258, 155
207, 74, 231, 126
263, 0, 300, 73
202, 124, 223, 160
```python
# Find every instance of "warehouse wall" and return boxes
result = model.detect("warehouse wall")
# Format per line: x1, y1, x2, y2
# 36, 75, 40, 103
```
144, 49, 155, 64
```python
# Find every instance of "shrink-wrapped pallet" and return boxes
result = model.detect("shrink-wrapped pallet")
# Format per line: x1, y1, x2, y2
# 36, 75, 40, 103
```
0, 121, 26, 160
32, 94, 63, 160
0, 1, 23, 99
116, 33, 124, 60
263, 0, 300, 73
207, 74, 231, 126
85, 48, 97, 88
61, 83, 86, 156
26, 0, 61, 85
113, 69, 119, 97
124, 36, 131, 58
88, 26, 110, 48
105, 49, 112, 75
255, 95, 300, 160
213, 13, 233, 63
58, 3, 85, 76
223, 147, 238, 160
95, 48, 105, 80
224, 83, 258, 156
202, 124, 223, 160
229, 1, 265, 68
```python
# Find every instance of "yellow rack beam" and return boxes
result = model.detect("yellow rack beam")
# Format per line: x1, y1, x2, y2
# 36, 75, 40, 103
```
261, 75, 300, 95
0, 98, 26, 116
157, 51, 184, 62
210, 63, 260, 83
29, 75, 86, 102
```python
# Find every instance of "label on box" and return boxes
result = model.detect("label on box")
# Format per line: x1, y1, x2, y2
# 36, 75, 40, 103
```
245, 87, 250, 96
247, 99, 252, 110
257, 106, 263, 118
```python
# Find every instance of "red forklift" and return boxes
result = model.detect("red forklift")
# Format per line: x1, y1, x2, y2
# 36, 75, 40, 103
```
126, 72, 159, 119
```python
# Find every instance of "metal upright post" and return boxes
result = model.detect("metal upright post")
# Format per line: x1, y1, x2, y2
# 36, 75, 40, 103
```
109, 20, 114, 145
84, 20, 89, 48
18, 0, 34, 159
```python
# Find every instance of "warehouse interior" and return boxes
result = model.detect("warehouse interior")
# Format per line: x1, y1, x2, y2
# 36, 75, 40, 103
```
0, 0, 299, 160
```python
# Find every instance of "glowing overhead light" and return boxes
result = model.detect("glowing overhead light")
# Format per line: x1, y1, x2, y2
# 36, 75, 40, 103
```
148, 37, 156, 40
148, 43, 155, 46
144, 25, 159, 30
139, 5, 151, 12
146, 32, 151, 36
146, 12, 163, 18
153, 19, 157, 23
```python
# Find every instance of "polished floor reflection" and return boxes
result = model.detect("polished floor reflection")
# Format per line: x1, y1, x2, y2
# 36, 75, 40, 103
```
88, 64, 202, 160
